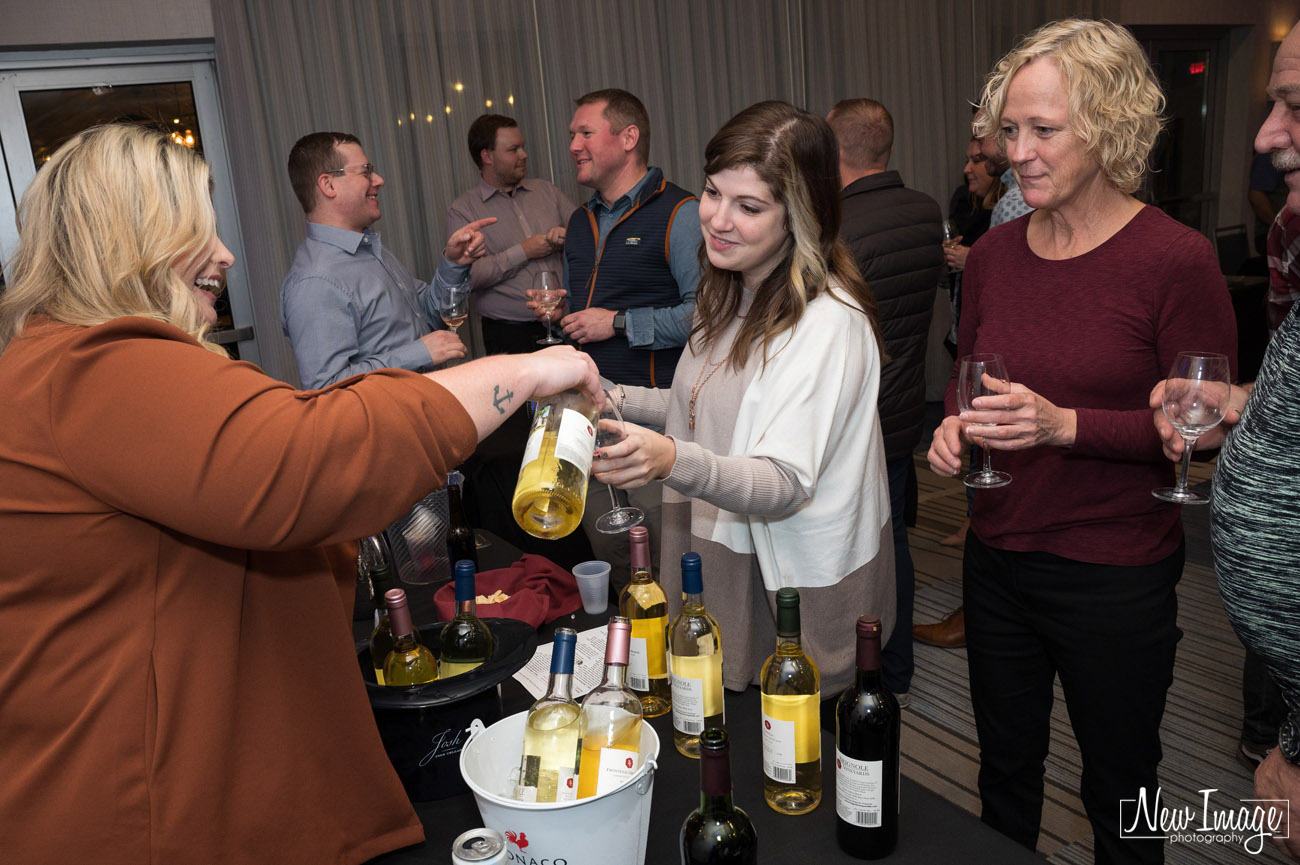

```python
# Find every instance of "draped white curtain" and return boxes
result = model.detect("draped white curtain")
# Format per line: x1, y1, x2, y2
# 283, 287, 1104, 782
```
211, 0, 1112, 384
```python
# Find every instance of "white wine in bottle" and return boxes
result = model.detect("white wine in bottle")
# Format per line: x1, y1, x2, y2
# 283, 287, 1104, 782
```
381, 588, 438, 687
511, 389, 598, 540
515, 629, 582, 803
759, 587, 821, 815
667, 552, 725, 757
618, 526, 671, 718
438, 560, 493, 678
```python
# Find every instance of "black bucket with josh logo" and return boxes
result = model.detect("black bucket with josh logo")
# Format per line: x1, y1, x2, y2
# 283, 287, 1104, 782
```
358, 618, 538, 801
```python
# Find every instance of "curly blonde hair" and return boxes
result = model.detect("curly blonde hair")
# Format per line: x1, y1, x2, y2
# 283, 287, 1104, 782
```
0, 123, 226, 355
973, 18, 1165, 195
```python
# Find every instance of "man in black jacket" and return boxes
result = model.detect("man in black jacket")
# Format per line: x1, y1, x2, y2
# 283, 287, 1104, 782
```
829, 98, 945, 704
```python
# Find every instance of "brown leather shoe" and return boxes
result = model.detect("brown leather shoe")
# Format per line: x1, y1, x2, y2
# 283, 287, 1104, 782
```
913, 607, 966, 648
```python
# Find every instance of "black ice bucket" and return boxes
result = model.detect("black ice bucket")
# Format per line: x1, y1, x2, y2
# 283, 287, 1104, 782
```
357, 617, 538, 801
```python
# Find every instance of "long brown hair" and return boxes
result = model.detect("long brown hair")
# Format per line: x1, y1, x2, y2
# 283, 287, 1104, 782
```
692, 101, 882, 371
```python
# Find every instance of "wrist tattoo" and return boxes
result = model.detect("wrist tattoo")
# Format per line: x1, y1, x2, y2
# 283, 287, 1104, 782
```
492, 384, 514, 415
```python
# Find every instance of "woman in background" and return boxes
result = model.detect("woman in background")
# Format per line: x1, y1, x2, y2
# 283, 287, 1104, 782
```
595, 100, 894, 696
927, 20, 1235, 864
0, 123, 599, 865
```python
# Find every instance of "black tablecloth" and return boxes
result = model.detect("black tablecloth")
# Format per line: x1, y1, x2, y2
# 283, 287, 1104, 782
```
360, 556, 1045, 865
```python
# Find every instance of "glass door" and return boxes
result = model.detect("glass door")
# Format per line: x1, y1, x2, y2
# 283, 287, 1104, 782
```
0, 51, 259, 363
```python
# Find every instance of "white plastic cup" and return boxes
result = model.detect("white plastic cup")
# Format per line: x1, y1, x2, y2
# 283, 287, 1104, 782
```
572, 560, 612, 615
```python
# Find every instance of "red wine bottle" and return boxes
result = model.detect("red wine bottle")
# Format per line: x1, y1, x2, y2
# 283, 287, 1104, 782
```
680, 728, 758, 863
834, 615, 900, 858
446, 469, 478, 570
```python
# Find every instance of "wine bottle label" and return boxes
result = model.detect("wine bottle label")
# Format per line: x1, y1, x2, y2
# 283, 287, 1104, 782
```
554, 408, 596, 476
669, 653, 724, 734
593, 747, 639, 796
556, 768, 578, 802
628, 636, 650, 690
761, 710, 797, 782
670, 668, 705, 734
835, 749, 886, 827
761, 692, 820, 780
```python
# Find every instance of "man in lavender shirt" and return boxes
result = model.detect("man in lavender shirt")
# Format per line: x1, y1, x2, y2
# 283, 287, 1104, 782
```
447, 115, 578, 355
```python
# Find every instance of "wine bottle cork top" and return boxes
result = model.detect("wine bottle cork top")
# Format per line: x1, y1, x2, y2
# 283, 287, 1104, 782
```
605, 617, 631, 665
681, 552, 703, 594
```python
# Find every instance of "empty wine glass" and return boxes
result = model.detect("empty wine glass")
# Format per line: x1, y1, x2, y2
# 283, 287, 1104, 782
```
594, 389, 644, 534
957, 353, 1012, 489
533, 271, 564, 346
1152, 352, 1231, 505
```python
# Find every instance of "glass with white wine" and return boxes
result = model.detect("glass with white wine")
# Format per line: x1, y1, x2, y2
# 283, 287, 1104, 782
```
533, 270, 564, 346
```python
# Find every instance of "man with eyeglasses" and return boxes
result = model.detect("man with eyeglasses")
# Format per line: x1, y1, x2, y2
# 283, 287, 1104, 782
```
446, 114, 577, 356
281, 131, 494, 389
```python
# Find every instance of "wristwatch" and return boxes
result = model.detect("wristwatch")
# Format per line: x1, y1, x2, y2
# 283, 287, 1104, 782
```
1280, 714, 1300, 766
612, 310, 627, 338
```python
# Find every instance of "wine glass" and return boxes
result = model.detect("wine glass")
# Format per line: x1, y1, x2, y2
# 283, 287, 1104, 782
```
441, 286, 470, 337
533, 271, 564, 346
956, 353, 1012, 489
942, 219, 961, 251
1152, 352, 1231, 505
593, 389, 644, 534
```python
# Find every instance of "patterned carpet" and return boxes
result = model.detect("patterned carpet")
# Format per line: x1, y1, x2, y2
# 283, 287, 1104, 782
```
903, 453, 1290, 864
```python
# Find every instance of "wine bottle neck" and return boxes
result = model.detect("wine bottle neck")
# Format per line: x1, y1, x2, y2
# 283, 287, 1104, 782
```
631, 567, 654, 584
602, 662, 629, 689
699, 790, 737, 814
683, 591, 705, 610
546, 672, 575, 701
855, 667, 884, 690
457, 598, 478, 618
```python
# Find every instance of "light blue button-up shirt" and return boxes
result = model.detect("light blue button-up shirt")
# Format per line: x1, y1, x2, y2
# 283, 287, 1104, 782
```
280, 222, 469, 389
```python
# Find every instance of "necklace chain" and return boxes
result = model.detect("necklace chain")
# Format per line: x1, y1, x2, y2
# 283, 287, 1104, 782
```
688, 351, 726, 431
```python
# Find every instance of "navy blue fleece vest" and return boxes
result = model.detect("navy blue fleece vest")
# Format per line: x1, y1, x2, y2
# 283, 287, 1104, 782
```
564, 168, 695, 387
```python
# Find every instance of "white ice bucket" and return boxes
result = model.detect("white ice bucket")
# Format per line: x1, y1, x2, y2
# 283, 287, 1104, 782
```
458, 711, 659, 865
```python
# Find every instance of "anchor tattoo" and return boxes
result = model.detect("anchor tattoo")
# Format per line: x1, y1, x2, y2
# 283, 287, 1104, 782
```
492, 384, 514, 415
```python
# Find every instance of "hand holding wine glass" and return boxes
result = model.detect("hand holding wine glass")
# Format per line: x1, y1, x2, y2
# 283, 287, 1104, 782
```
1152, 352, 1231, 505
530, 271, 565, 346
593, 390, 645, 534
956, 353, 1012, 489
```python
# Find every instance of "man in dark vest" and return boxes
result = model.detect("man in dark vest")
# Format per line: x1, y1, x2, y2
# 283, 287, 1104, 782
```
558, 88, 700, 389
829, 98, 944, 706
553, 88, 701, 584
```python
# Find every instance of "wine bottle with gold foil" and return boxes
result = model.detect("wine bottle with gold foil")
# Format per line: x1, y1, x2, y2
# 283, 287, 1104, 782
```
512, 389, 598, 539
618, 526, 671, 718
382, 588, 438, 687
759, 587, 821, 815
668, 552, 724, 757
438, 560, 493, 678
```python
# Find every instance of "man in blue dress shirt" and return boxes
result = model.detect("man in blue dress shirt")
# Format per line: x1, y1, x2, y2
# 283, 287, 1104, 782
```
281, 131, 493, 389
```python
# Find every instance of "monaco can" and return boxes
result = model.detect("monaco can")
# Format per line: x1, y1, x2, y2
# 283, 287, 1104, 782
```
451, 828, 507, 864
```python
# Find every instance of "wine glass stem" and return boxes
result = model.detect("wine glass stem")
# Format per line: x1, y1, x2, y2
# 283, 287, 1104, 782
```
981, 442, 994, 476
545, 315, 553, 341
1175, 436, 1197, 493
607, 482, 620, 510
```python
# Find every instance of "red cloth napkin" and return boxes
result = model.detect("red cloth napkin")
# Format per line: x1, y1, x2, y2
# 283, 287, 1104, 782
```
434, 554, 581, 628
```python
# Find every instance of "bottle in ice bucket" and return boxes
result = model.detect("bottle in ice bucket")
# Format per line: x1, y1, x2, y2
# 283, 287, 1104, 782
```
618, 526, 671, 717
680, 728, 758, 864
516, 628, 581, 802
363, 535, 409, 686
438, 560, 493, 678
511, 388, 598, 539
759, 587, 821, 814
446, 469, 479, 570
835, 615, 900, 858
381, 588, 438, 686
577, 617, 644, 798
668, 552, 725, 757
